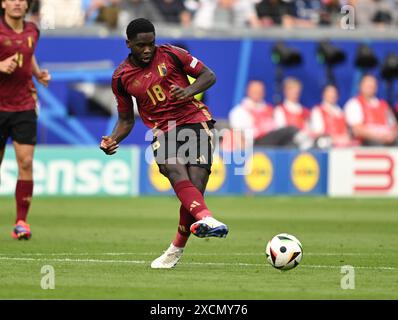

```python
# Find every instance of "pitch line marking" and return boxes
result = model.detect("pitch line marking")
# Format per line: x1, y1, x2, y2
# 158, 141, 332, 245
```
0, 256, 396, 271
0, 252, 395, 256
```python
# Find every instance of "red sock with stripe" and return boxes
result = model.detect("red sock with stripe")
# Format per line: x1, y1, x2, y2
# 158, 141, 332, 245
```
172, 205, 196, 248
15, 180, 33, 223
173, 180, 213, 221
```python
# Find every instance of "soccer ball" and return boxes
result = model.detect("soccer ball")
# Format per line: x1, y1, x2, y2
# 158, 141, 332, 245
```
265, 233, 303, 271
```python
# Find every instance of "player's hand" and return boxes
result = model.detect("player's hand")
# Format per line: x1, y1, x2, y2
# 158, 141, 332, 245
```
170, 85, 192, 100
37, 69, 51, 87
100, 136, 119, 155
0, 53, 18, 74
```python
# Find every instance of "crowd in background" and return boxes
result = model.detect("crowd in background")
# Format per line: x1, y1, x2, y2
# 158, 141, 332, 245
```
225, 75, 398, 150
27, 0, 398, 30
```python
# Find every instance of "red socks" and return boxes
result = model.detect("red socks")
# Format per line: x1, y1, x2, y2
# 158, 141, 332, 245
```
172, 180, 213, 248
173, 180, 212, 221
172, 205, 196, 248
15, 180, 33, 223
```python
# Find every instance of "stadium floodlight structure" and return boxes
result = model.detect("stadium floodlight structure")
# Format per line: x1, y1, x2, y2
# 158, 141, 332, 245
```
381, 53, 398, 116
317, 40, 346, 85
272, 42, 303, 66
381, 53, 398, 81
271, 42, 303, 105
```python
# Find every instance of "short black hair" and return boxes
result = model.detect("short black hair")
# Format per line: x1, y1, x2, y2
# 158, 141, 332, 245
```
126, 18, 155, 40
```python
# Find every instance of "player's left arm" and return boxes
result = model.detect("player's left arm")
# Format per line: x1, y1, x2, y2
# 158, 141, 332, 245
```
32, 55, 51, 87
170, 65, 216, 101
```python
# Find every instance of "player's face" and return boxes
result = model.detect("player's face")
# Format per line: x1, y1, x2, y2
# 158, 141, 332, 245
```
2, 0, 28, 19
127, 32, 156, 66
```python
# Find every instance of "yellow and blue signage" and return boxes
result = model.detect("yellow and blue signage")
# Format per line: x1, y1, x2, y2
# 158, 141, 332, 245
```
138, 148, 328, 195
206, 154, 227, 193
244, 152, 274, 194
291, 153, 320, 193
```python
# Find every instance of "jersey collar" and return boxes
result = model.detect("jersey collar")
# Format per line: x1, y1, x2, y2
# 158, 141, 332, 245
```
1, 16, 26, 34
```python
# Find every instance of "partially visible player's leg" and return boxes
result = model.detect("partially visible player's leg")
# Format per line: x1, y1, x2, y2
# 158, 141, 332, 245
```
11, 142, 34, 240
151, 163, 214, 269
187, 165, 209, 194
160, 161, 213, 221
171, 166, 208, 249
10, 110, 37, 240
0, 111, 9, 182
187, 166, 228, 238
151, 162, 191, 269
14, 141, 34, 181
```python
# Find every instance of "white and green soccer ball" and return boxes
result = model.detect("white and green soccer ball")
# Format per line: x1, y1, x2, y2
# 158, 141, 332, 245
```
265, 233, 303, 271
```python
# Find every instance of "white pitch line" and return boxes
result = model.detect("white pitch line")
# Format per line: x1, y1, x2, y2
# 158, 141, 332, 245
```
0, 252, 395, 257
0, 256, 396, 271
0, 257, 146, 264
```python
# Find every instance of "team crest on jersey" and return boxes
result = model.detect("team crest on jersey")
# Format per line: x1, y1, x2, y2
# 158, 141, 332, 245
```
157, 63, 167, 77
27, 36, 33, 48
132, 79, 141, 87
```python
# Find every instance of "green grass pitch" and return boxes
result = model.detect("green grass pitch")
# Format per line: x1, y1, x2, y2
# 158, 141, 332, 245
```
0, 196, 397, 299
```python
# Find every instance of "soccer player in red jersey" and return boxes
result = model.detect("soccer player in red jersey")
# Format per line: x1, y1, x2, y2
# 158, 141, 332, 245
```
100, 18, 228, 268
0, 0, 51, 240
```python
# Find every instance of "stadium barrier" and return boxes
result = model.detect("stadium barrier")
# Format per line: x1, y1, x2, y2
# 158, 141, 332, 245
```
2, 146, 397, 197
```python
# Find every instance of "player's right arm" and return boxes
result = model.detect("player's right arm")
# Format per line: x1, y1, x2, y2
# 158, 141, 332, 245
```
100, 71, 135, 155
100, 109, 135, 155
0, 53, 18, 74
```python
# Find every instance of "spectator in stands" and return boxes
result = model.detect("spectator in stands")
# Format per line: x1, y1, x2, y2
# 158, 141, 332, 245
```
225, 80, 312, 150
152, 0, 191, 26
255, 0, 296, 27
255, 0, 318, 28
344, 75, 398, 146
119, 0, 164, 25
294, 0, 321, 27
193, 0, 260, 30
83, 0, 105, 24
318, 0, 341, 26
274, 77, 311, 132
345, 0, 397, 28
95, 0, 121, 29
40, 0, 85, 28
311, 85, 355, 147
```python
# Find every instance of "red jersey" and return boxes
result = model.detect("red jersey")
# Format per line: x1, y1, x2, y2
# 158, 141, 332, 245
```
112, 44, 212, 132
241, 101, 274, 139
279, 104, 310, 130
317, 104, 348, 136
0, 18, 39, 112
357, 95, 389, 126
